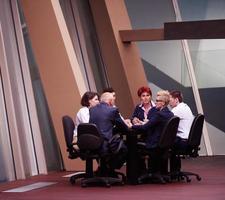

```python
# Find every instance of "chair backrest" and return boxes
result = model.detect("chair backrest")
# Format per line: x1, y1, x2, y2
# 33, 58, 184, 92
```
187, 114, 205, 148
159, 116, 180, 149
62, 115, 75, 148
77, 123, 103, 151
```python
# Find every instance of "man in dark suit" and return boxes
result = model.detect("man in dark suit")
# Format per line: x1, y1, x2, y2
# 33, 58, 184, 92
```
132, 90, 174, 175
89, 92, 128, 174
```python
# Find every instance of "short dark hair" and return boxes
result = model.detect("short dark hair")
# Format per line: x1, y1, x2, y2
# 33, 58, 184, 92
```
80, 91, 99, 107
170, 90, 183, 102
137, 86, 152, 97
102, 87, 115, 93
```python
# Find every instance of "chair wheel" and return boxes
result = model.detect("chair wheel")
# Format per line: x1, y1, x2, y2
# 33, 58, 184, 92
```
137, 178, 142, 184
120, 181, 125, 185
186, 178, 191, 183
122, 175, 127, 183
81, 183, 87, 187
106, 183, 111, 188
70, 176, 76, 184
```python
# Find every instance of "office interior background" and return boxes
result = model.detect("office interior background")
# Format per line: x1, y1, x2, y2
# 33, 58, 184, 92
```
0, 0, 225, 183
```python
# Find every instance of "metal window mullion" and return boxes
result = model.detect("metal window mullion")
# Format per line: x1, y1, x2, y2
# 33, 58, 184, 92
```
0, 23, 26, 180
11, 0, 47, 174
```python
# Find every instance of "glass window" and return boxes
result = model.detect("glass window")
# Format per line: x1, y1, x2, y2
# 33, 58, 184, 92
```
59, 0, 109, 92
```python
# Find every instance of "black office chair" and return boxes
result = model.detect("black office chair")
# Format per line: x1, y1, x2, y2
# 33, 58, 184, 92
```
171, 114, 204, 182
137, 116, 180, 184
62, 115, 85, 184
77, 123, 125, 187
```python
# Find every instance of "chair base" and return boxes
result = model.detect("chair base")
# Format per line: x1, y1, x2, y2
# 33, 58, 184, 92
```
69, 171, 125, 187
171, 171, 201, 182
137, 173, 169, 184
69, 172, 86, 184
81, 176, 124, 187
94, 166, 126, 183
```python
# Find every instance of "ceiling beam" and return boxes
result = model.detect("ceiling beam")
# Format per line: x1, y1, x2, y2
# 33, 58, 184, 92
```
120, 19, 225, 42
119, 28, 164, 42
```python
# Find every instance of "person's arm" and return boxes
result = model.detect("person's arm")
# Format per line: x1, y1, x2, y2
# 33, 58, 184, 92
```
114, 109, 130, 131
132, 111, 161, 131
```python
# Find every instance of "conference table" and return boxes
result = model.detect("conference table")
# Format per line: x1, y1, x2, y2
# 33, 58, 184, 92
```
125, 129, 171, 185
125, 129, 140, 185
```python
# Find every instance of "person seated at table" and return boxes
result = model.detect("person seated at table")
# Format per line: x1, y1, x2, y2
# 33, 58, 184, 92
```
74, 91, 99, 137
130, 86, 157, 174
102, 87, 132, 127
102, 87, 116, 104
132, 90, 174, 175
89, 92, 129, 176
131, 86, 156, 125
169, 90, 194, 174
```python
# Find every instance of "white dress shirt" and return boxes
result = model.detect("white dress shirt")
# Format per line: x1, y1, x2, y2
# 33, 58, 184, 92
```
171, 102, 194, 139
74, 107, 89, 136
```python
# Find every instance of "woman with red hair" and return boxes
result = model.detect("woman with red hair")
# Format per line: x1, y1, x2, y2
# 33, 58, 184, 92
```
131, 86, 156, 125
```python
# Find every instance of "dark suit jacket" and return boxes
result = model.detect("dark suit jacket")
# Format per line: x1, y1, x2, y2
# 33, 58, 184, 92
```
132, 106, 174, 149
89, 102, 127, 141
132, 104, 158, 121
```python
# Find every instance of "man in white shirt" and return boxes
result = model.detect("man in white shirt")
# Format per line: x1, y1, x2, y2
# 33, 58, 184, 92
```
169, 91, 194, 140
169, 90, 194, 174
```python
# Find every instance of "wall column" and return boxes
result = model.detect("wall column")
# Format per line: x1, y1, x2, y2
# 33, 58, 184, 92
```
89, 0, 148, 118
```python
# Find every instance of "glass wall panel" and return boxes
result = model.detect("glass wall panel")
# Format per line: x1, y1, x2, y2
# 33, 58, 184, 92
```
179, 1, 225, 154
125, 0, 208, 153
0, 64, 15, 182
59, 0, 109, 93
125, 0, 198, 110
178, 0, 225, 21
126, 0, 225, 154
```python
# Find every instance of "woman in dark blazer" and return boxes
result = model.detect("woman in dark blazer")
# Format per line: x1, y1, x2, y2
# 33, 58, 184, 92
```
132, 90, 174, 174
131, 86, 156, 125
132, 90, 173, 148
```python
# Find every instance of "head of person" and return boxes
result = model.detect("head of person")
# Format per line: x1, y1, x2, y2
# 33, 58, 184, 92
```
80, 91, 99, 108
100, 92, 114, 106
156, 90, 170, 110
169, 90, 183, 108
137, 86, 152, 105
102, 87, 116, 105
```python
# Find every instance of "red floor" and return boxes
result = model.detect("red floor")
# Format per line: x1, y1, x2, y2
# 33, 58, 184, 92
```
0, 156, 225, 200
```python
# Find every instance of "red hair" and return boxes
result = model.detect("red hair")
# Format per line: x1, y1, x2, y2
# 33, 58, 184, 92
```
137, 86, 152, 97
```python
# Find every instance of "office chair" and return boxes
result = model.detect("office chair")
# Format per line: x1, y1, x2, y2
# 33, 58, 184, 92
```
77, 123, 125, 187
137, 116, 180, 184
171, 114, 204, 182
62, 115, 85, 184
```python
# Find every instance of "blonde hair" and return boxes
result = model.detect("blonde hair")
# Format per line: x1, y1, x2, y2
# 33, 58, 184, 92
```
156, 90, 170, 105
100, 92, 114, 105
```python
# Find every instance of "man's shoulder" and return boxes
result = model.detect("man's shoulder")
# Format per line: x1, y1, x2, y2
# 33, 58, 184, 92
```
177, 102, 191, 109
172, 102, 193, 116
94, 102, 118, 112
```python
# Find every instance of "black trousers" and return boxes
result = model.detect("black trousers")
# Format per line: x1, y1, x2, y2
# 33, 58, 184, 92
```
170, 137, 188, 173
148, 148, 168, 174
